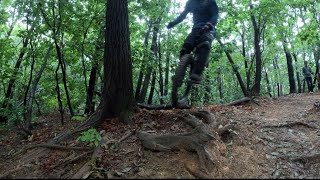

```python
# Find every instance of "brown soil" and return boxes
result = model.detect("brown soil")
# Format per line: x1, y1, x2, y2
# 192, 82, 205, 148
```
0, 92, 319, 179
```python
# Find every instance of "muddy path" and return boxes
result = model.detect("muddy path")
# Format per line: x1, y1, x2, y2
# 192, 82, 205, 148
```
0, 92, 319, 179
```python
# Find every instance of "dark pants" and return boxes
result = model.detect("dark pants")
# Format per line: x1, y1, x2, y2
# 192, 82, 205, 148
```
305, 76, 314, 92
179, 28, 215, 76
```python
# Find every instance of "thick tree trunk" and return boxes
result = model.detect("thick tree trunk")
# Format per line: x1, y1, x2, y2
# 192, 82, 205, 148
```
101, 0, 135, 123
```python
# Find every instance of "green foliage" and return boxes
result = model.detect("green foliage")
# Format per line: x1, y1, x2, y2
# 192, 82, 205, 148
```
77, 128, 102, 147
71, 115, 86, 121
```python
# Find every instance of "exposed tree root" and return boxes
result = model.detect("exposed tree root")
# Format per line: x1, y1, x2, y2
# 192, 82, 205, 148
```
226, 97, 259, 106
138, 110, 218, 174
137, 103, 174, 110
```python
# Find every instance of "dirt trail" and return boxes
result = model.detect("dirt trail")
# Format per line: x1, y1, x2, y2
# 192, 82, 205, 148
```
0, 93, 319, 179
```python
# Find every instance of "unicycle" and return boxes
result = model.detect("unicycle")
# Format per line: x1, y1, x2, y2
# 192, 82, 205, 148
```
171, 53, 196, 109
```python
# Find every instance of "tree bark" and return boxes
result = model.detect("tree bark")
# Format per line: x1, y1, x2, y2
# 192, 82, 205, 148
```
250, 3, 263, 96
101, 0, 135, 124
281, 33, 296, 94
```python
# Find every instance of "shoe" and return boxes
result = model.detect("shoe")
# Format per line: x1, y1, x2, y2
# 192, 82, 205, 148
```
189, 74, 202, 84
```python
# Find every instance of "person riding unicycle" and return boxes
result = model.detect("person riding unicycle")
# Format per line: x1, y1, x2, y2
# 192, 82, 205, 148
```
167, 0, 219, 84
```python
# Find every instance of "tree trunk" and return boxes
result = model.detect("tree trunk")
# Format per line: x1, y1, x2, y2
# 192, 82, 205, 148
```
250, 12, 263, 96
217, 68, 224, 103
158, 36, 164, 104
25, 46, 53, 131
204, 73, 212, 104
0, 37, 29, 123
164, 53, 170, 97
85, 26, 104, 115
264, 67, 272, 97
135, 20, 152, 102
147, 71, 157, 104
101, 0, 135, 124
281, 35, 296, 94
218, 39, 249, 97
272, 56, 281, 97
138, 20, 159, 103
292, 53, 302, 93
314, 47, 320, 91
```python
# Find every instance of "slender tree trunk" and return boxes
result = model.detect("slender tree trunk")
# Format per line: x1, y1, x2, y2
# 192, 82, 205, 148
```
164, 54, 170, 97
158, 37, 164, 104
23, 40, 36, 123
25, 46, 53, 131
217, 68, 224, 103
147, 71, 157, 104
314, 47, 320, 91
292, 53, 302, 93
204, 73, 211, 104
264, 68, 272, 97
135, 20, 152, 101
272, 56, 281, 96
101, 0, 135, 123
138, 20, 159, 103
85, 26, 104, 115
218, 39, 249, 97
1, 38, 29, 113
55, 62, 64, 125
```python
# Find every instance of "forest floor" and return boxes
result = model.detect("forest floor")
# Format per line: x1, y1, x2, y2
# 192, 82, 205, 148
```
0, 92, 320, 179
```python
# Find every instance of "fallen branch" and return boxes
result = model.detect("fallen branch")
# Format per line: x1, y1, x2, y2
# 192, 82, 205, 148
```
263, 122, 318, 129
226, 97, 259, 106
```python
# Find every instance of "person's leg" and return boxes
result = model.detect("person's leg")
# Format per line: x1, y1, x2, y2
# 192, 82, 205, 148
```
190, 30, 215, 83
306, 77, 312, 92
179, 29, 199, 58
